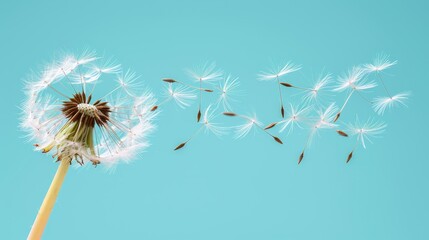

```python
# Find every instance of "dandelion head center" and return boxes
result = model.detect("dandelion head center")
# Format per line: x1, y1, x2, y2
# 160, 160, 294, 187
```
77, 103, 97, 118
61, 92, 111, 127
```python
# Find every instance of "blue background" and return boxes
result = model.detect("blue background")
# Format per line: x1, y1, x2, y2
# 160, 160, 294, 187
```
1, 0, 428, 239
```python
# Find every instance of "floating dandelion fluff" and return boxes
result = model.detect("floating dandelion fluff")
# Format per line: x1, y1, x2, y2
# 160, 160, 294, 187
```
343, 118, 386, 163
21, 52, 156, 239
264, 104, 309, 135
187, 62, 223, 122
151, 84, 196, 111
223, 112, 283, 144
361, 55, 410, 115
258, 61, 301, 118
333, 67, 377, 122
363, 54, 397, 73
215, 74, 240, 111
372, 92, 410, 115
174, 105, 226, 150
279, 72, 331, 106
298, 103, 338, 164
302, 73, 331, 105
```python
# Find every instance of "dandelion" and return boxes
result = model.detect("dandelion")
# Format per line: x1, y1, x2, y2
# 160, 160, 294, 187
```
258, 61, 301, 118
264, 104, 309, 135
223, 112, 283, 144
344, 118, 386, 163
372, 92, 410, 115
298, 103, 338, 164
333, 67, 377, 122
21, 52, 156, 239
215, 74, 240, 111
187, 62, 223, 122
174, 105, 226, 150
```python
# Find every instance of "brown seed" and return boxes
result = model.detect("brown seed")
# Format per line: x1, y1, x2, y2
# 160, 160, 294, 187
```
333, 112, 341, 122
204, 89, 214, 92
162, 78, 176, 83
197, 110, 201, 122
150, 105, 158, 111
223, 112, 236, 116
281, 106, 285, 118
273, 136, 283, 144
174, 142, 187, 151
298, 151, 304, 165
264, 122, 277, 130
336, 130, 348, 137
346, 151, 353, 163
280, 82, 293, 87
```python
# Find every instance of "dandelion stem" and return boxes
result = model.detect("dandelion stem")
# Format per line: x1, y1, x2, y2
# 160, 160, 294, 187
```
28, 158, 70, 240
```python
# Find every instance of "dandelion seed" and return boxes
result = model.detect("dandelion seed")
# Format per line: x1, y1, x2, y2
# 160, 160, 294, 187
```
163, 78, 177, 83
174, 105, 226, 150
362, 54, 400, 98
345, 118, 386, 163
336, 130, 349, 137
372, 92, 410, 115
22, 52, 156, 239
259, 61, 301, 118
153, 84, 196, 111
298, 103, 338, 164
346, 152, 353, 163
225, 112, 282, 144
302, 73, 331, 105
231, 114, 261, 139
264, 122, 277, 130
174, 142, 187, 151
258, 62, 302, 81
187, 62, 222, 122
187, 62, 223, 83
333, 67, 377, 122
162, 78, 213, 92
298, 151, 304, 165
277, 104, 309, 134
215, 74, 240, 111
363, 54, 397, 73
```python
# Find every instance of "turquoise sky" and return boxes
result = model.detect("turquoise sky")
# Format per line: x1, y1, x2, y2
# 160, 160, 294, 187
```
1, 0, 428, 239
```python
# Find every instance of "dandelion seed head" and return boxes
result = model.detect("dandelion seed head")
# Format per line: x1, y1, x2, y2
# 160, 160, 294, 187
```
21, 51, 156, 168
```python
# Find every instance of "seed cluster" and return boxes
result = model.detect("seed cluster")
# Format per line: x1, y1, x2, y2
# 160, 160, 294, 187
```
61, 92, 111, 128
